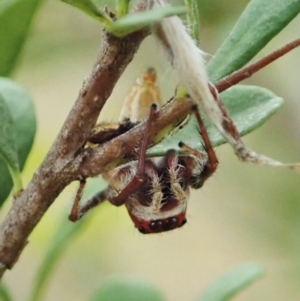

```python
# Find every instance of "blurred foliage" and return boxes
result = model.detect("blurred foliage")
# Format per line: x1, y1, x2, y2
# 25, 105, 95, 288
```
196, 0, 250, 25
0, 0, 42, 76
0, 0, 300, 301
197, 263, 263, 301
90, 277, 166, 301
0, 0, 39, 202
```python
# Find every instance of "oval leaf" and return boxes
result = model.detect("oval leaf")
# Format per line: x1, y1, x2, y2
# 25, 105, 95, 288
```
195, 263, 263, 301
0, 94, 19, 172
148, 85, 283, 156
0, 78, 36, 205
0, 92, 21, 193
108, 6, 187, 37
90, 277, 165, 301
0, 0, 42, 76
207, 0, 300, 82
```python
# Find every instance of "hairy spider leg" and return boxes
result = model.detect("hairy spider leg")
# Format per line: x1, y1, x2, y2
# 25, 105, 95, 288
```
87, 118, 137, 145
68, 104, 158, 221
208, 83, 240, 141
110, 103, 158, 206
74, 188, 110, 220
69, 179, 86, 221
209, 83, 300, 169
179, 105, 218, 186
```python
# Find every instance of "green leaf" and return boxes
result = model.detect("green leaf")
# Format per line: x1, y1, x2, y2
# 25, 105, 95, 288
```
61, 0, 112, 26
0, 0, 42, 76
108, 6, 187, 37
148, 85, 283, 156
0, 78, 36, 205
90, 277, 165, 301
207, 0, 300, 83
28, 218, 87, 301
195, 263, 263, 301
0, 92, 22, 193
184, 0, 200, 43
28, 178, 105, 301
116, 0, 131, 18
0, 282, 13, 301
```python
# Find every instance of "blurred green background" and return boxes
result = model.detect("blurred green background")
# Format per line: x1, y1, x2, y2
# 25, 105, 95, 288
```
1, 0, 300, 300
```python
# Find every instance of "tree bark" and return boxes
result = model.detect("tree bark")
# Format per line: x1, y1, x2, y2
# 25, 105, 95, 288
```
0, 26, 149, 277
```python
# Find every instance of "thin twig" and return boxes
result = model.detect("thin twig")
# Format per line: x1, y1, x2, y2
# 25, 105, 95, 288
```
74, 97, 194, 178
215, 38, 300, 92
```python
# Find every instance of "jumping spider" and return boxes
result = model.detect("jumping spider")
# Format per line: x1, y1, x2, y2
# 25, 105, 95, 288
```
69, 68, 218, 234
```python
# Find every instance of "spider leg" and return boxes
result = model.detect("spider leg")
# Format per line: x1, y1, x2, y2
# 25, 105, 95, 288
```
87, 119, 136, 145
209, 83, 300, 169
69, 182, 111, 221
69, 104, 157, 220
179, 105, 218, 184
110, 103, 158, 206
69, 178, 86, 222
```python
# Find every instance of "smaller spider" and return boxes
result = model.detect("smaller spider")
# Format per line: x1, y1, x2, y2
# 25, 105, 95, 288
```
69, 69, 218, 234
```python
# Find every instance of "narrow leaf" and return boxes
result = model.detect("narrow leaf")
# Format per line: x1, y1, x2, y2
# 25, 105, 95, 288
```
148, 85, 283, 156
108, 6, 187, 37
184, 0, 200, 43
0, 0, 42, 76
0, 282, 13, 301
28, 218, 87, 301
28, 178, 105, 301
196, 263, 263, 301
116, 0, 131, 18
0, 78, 36, 205
207, 0, 300, 83
61, 0, 112, 26
90, 277, 165, 301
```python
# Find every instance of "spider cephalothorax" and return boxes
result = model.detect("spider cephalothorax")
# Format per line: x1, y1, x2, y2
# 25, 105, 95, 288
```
69, 68, 218, 234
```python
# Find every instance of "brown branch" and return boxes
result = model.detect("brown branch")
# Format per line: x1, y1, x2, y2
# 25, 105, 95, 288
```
74, 97, 195, 178
1, 2, 298, 276
215, 38, 300, 92
0, 22, 149, 275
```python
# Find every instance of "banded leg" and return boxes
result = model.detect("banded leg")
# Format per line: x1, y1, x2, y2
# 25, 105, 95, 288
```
179, 105, 218, 185
69, 179, 86, 222
209, 83, 300, 169
69, 103, 158, 220
110, 103, 158, 206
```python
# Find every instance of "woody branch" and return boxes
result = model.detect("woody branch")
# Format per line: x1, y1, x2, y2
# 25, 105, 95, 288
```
0, 6, 298, 277
0, 4, 149, 276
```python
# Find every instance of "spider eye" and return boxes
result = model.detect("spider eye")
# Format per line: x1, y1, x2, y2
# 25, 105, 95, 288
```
150, 220, 163, 232
138, 226, 147, 234
164, 217, 178, 230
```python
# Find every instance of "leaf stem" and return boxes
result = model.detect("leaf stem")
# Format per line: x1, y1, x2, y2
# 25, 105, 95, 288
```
1, 154, 23, 195
8, 166, 23, 195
